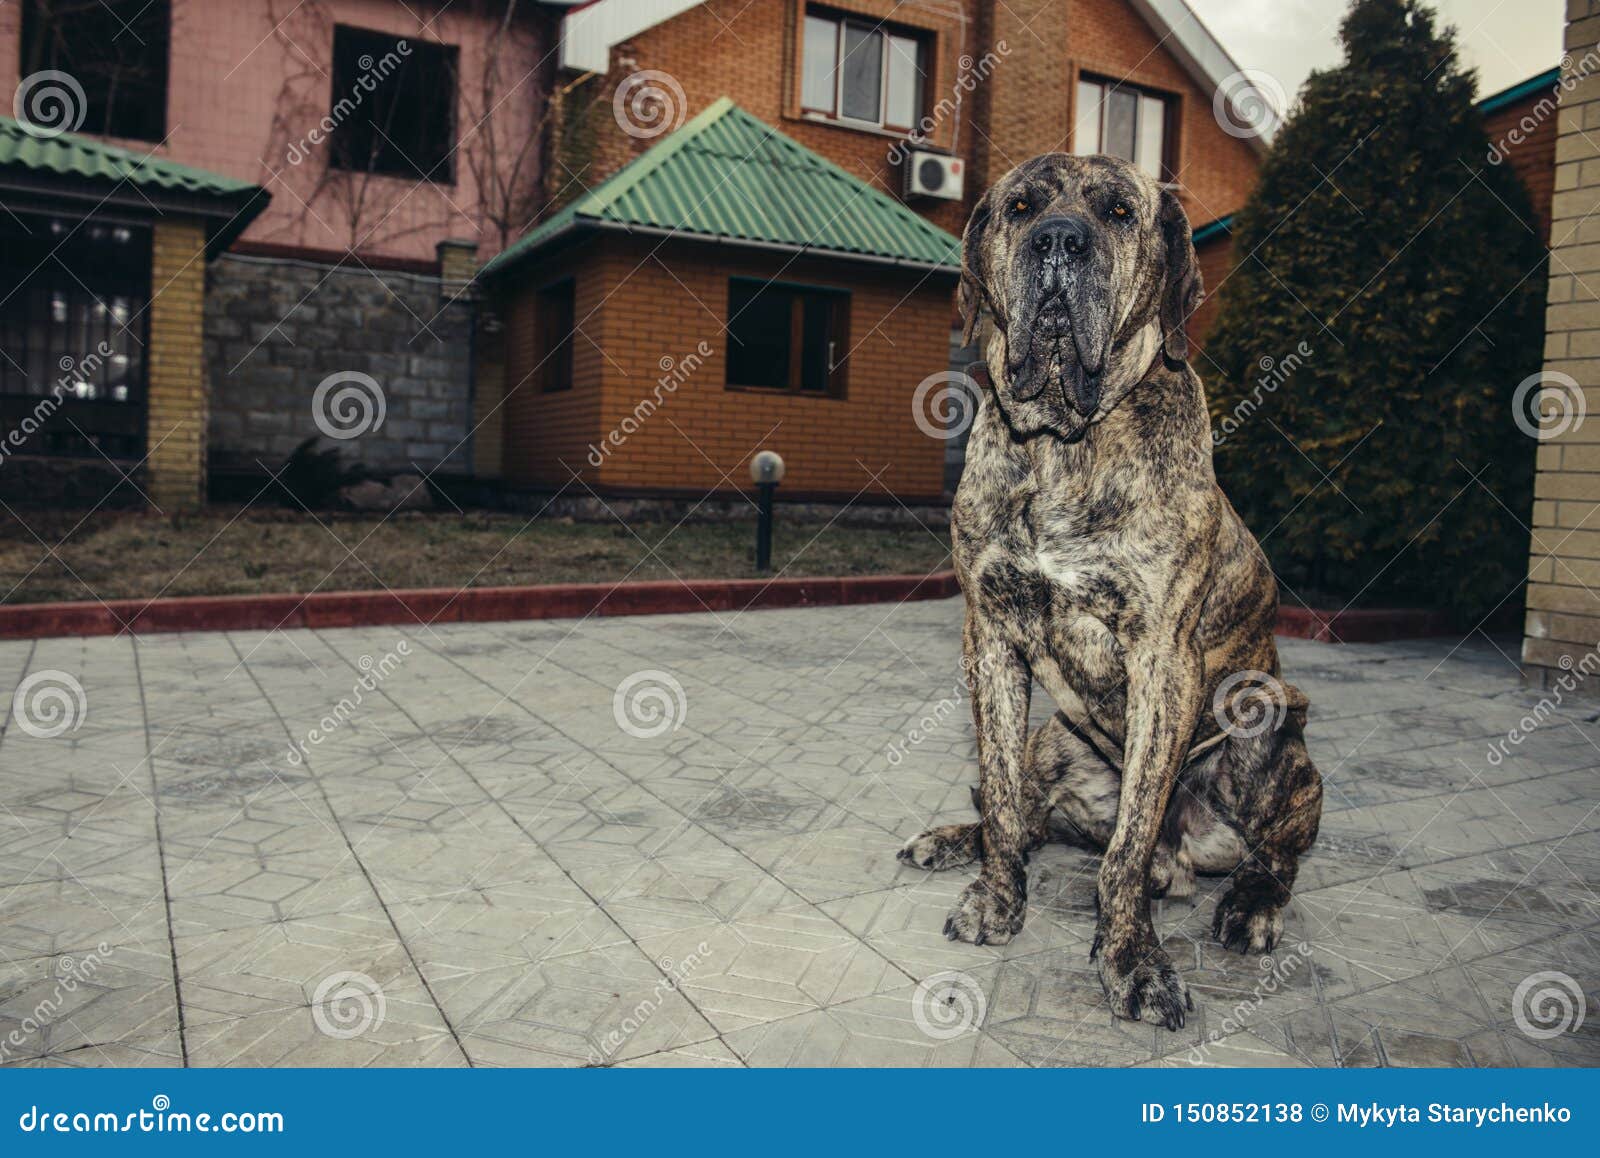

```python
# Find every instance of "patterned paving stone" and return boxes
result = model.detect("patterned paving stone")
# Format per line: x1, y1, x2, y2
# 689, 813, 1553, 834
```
2, 600, 1598, 1067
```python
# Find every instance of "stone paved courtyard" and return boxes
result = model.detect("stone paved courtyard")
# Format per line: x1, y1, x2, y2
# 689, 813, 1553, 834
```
1, 597, 1597, 1068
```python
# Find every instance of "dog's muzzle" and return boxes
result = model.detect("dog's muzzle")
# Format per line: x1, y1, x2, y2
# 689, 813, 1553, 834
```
1004, 215, 1110, 420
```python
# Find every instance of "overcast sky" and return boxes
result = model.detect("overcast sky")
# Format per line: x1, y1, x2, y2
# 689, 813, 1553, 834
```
1187, 0, 1566, 111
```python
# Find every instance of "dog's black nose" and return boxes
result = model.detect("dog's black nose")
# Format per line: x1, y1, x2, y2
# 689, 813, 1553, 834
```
1031, 215, 1091, 259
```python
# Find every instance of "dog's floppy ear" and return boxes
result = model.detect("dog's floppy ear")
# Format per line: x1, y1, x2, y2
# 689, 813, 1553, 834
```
959, 188, 996, 347
1157, 187, 1203, 367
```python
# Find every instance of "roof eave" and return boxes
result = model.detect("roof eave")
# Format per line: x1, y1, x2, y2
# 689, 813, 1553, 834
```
481, 216, 959, 282
1126, 0, 1277, 155
0, 169, 271, 257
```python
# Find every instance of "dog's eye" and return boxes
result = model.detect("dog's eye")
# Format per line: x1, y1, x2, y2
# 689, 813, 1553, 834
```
1109, 201, 1132, 222
1009, 197, 1032, 217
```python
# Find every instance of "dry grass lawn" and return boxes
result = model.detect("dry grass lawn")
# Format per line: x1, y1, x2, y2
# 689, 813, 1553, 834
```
0, 506, 954, 605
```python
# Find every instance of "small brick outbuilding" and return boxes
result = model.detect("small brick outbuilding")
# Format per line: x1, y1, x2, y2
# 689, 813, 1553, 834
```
478, 98, 962, 506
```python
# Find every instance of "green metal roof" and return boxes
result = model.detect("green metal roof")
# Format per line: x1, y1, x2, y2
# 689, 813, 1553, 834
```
482, 97, 961, 279
1192, 215, 1233, 245
0, 115, 269, 253
1478, 67, 1561, 115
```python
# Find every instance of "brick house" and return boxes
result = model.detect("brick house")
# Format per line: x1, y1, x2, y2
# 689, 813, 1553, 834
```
482, 0, 1273, 503
0, 0, 1271, 509
479, 97, 962, 502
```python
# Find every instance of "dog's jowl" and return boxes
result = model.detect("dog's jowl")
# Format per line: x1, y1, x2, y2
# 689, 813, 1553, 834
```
898, 154, 1323, 1032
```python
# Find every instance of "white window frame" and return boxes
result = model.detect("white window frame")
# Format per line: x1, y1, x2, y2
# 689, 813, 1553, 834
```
1074, 75, 1174, 182
801, 9, 925, 134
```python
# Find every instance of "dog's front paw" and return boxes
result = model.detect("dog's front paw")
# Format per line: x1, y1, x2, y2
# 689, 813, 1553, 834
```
1212, 875, 1287, 955
1094, 928, 1192, 1031
899, 823, 981, 871
943, 876, 1025, 946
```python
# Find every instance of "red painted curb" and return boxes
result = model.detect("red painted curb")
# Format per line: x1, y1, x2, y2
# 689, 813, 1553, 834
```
0, 571, 965, 640
1273, 603, 1454, 643
0, 573, 1452, 644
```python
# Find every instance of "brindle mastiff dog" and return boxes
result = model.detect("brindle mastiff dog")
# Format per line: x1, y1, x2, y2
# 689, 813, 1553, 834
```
898, 154, 1323, 1031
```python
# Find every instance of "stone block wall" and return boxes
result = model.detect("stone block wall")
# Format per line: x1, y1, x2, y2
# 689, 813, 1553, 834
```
205, 254, 475, 479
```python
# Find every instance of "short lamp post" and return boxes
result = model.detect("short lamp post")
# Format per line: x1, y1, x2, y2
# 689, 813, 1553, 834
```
750, 450, 785, 572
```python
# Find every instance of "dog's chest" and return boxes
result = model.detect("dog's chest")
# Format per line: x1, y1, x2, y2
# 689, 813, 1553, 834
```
962, 494, 1131, 699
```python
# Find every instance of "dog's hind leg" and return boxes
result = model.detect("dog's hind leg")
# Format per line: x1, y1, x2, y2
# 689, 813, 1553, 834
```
898, 711, 1110, 870
1211, 721, 1323, 955
1031, 712, 1120, 849
899, 822, 983, 870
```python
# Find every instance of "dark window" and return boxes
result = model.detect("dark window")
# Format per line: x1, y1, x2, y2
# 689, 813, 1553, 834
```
1074, 76, 1174, 181
801, 8, 925, 132
726, 279, 848, 396
18, 0, 170, 142
533, 280, 575, 393
0, 214, 150, 460
329, 26, 458, 182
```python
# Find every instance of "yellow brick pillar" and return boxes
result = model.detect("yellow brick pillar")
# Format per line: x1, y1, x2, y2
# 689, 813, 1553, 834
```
146, 220, 208, 509
437, 238, 504, 480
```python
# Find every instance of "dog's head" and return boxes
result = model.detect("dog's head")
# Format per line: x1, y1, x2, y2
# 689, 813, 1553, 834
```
960, 153, 1202, 440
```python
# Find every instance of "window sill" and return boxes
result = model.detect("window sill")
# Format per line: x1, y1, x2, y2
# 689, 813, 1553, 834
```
726, 384, 846, 400
328, 164, 458, 189
793, 111, 923, 145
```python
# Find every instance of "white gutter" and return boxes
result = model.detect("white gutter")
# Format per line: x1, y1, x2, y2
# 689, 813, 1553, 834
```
559, 0, 712, 73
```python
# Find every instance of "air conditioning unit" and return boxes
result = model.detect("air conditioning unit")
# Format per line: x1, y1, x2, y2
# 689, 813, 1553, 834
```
903, 150, 964, 201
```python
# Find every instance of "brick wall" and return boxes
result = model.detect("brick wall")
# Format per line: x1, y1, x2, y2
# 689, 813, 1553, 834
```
1188, 233, 1236, 368
1483, 85, 1560, 246
146, 220, 209, 509
1523, 6, 1600, 690
500, 246, 607, 490
499, 235, 952, 501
